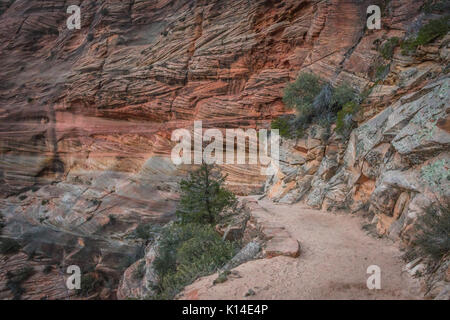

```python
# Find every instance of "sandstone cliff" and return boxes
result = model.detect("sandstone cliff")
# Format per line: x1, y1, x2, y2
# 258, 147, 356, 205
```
0, 0, 448, 299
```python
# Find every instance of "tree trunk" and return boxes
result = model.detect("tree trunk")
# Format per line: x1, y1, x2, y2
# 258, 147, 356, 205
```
204, 164, 213, 223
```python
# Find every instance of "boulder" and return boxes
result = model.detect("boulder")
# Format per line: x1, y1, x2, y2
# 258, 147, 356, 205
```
221, 241, 261, 271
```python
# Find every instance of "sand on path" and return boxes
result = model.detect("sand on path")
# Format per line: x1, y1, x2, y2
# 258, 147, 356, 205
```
180, 197, 422, 300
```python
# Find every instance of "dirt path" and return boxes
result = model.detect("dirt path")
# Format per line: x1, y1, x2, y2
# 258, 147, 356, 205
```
180, 197, 422, 300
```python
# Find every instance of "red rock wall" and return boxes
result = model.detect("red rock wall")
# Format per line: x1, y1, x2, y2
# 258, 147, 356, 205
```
0, 0, 425, 195
0, 0, 435, 300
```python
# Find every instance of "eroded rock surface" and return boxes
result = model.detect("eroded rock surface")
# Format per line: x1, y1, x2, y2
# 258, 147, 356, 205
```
263, 28, 449, 299
0, 0, 448, 299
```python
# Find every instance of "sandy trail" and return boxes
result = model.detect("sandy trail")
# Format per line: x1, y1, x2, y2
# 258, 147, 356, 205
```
180, 197, 422, 300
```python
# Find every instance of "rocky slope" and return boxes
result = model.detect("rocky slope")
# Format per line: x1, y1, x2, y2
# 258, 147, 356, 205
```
0, 0, 448, 299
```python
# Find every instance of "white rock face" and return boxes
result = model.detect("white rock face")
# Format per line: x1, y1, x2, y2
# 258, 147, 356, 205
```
265, 76, 450, 241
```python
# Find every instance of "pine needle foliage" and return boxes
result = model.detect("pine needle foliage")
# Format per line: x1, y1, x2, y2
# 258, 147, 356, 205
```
176, 164, 237, 224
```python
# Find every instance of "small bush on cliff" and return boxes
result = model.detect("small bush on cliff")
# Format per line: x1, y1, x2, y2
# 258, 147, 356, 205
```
374, 63, 390, 81
152, 223, 238, 299
282, 73, 323, 131
283, 72, 323, 112
401, 16, 450, 54
271, 115, 304, 138
331, 82, 358, 108
336, 101, 360, 137
406, 201, 450, 262
275, 72, 360, 138
271, 116, 292, 138
380, 37, 399, 59
176, 164, 237, 224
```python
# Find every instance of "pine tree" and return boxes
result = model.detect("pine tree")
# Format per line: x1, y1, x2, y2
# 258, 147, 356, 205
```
176, 164, 237, 224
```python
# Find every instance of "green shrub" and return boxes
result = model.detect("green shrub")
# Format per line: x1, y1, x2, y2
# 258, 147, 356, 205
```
415, 16, 449, 44
6, 266, 34, 299
277, 73, 359, 138
336, 101, 360, 137
331, 82, 358, 108
152, 223, 238, 299
360, 86, 374, 103
176, 164, 237, 224
313, 83, 333, 113
271, 116, 294, 138
380, 37, 399, 59
283, 73, 324, 132
406, 201, 450, 261
0, 238, 21, 255
401, 16, 449, 54
309, 84, 336, 130
375, 63, 390, 81
282, 72, 323, 111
